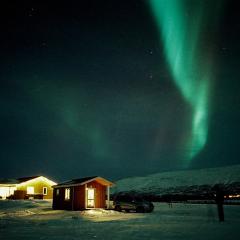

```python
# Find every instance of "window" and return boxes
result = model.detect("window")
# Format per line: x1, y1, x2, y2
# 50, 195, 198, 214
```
65, 188, 70, 200
43, 187, 47, 195
56, 189, 60, 196
27, 186, 34, 194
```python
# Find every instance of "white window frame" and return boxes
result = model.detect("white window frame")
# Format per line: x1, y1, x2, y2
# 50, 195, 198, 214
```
65, 188, 71, 200
43, 187, 47, 195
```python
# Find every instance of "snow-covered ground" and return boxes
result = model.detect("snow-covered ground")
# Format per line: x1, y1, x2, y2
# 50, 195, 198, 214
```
0, 200, 239, 240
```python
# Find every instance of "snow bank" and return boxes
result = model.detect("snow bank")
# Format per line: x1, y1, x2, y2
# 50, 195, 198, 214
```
0, 199, 239, 240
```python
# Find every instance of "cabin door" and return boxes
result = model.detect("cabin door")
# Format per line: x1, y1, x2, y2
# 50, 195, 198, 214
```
86, 188, 95, 208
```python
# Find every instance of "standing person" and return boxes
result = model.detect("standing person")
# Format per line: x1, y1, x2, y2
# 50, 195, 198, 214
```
213, 184, 225, 222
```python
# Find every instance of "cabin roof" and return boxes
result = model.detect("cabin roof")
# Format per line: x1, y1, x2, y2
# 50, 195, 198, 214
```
53, 176, 114, 188
55, 176, 97, 186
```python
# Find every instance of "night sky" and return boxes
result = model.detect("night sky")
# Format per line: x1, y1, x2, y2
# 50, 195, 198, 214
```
0, 0, 239, 181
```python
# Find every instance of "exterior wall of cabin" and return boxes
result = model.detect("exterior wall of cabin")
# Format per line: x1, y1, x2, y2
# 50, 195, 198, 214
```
86, 181, 106, 208
73, 185, 85, 210
53, 187, 74, 210
52, 181, 107, 210
17, 179, 53, 199
53, 186, 85, 210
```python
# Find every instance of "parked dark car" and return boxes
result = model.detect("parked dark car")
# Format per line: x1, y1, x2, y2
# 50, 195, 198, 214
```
114, 193, 154, 213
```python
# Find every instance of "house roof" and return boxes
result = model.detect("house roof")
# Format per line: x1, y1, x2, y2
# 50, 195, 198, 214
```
53, 176, 114, 188
0, 179, 19, 185
17, 176, 40, 183
0, 176, 41, 185
0, 176, 56, 186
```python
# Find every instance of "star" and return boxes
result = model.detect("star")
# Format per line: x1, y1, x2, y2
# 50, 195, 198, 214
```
147, 49, 153, 55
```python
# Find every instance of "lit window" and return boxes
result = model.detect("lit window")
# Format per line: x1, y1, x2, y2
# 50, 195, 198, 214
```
43, 187, 47, 195
56, 189, 60, 196
27, 186, 34, 194
65, 188, 70, 200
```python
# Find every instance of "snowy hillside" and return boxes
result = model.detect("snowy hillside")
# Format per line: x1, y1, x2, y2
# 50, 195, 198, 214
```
113, 165, 240, 196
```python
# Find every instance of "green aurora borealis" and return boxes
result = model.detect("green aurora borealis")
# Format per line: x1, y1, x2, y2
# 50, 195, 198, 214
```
0, 0, 239, 180
149, 0, 224, 165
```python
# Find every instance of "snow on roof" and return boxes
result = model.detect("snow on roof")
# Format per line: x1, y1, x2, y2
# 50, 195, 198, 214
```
55, 176, 97, 186
53, 176, 114, 188
0, 176, 55, 185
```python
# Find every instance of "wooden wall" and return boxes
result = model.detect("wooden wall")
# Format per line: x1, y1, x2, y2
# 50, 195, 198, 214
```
86, 181, 106, 208
52, 187, 73, 210
52, 180, 107, 210
53, 186, 86, 210
73, 185, 85, 210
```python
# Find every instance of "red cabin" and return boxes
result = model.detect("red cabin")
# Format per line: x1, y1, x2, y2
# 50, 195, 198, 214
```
52, 176, 114, 210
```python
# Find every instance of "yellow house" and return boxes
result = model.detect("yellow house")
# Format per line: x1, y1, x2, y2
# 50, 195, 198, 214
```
0, 176, 57, 200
